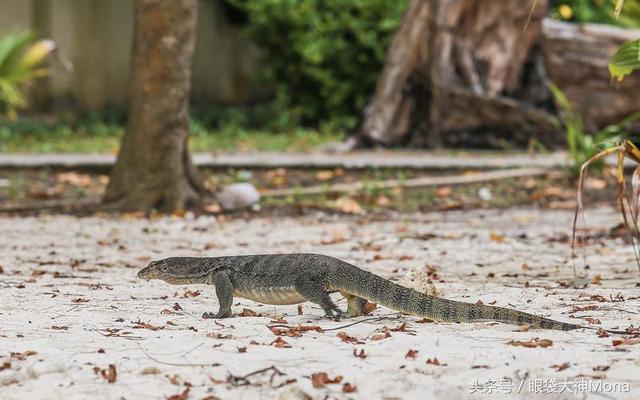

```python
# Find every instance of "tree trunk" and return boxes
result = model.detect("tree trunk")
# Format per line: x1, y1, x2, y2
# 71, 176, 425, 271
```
542, 20, 640, 131
358, 0, 553, 148
104, 0, 206, 212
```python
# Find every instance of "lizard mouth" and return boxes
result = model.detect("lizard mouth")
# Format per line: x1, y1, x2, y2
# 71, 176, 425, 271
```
137, 265, 159, 279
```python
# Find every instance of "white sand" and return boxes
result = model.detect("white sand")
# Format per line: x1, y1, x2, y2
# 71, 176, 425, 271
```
0, 207, 639, 399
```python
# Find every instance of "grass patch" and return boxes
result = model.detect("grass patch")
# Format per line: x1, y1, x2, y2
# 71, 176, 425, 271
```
0, 117, 343, 153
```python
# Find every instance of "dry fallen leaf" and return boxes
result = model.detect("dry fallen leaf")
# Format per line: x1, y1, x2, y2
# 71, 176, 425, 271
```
239, 308, 261, 317
271, 337, 291, 348
612, 338, 640, 346
337, 332, 364, 344
133, 321, 164, 331
182, 290, 201, 298
140, 366, 162, 375
507, 338, 553, 348
353, 349, 366, 359
490, 232, 508, 243
342, 383, 358, 393
335, 197, 362, 214
98, 364, 117, 384
311, 372, 343, 388
405, 349, 418, 360
270, 325, 322, 337
167, 388, 189, 400
551, 362, 570, 371
206, 332, 233, 339
426, 358, 445, 366
315, 170, 335, 181
51, 325, 69, 331
363, 302, 377, 315
10, 351, 37, 360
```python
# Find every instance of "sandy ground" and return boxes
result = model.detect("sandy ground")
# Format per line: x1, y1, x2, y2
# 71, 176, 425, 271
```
1, 207, 639, 400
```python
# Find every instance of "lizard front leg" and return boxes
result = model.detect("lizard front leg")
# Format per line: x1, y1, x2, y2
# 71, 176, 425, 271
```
203, 271, 233, 319
295, 276, 344, 320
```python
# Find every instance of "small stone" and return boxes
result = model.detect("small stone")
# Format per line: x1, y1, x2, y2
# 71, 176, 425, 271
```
216, 183, 260, 211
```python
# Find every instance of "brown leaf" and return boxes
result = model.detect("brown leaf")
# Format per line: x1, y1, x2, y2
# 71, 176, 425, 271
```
405, 349, 418, 360
51, 325, 69, 330
237, 347, 247, 353
336, 197, 362, 214
490, 232, 508, 243
239, 308, 260, 317
363, 302, 377, 315
370, 332, 391, 341
297, 304, 304, 315
353, 349, 366, 359
271, 337, 291, 348
206, 332, 233, 339
551, 362, 570, 371
592, 274, 602, 285
612, 338, 640, 346
10, 351, 37, 360
426, 358, 445, 366
201, 396, 221, 400
182, 290, 201, 298
72, 298, 89, 303
506, 338, 553, 348
270, 325, 322, 337
133, 321, 164, 331
435, 187, 452, 198
173, 302, 183, 311
596, 329, 610, 338
337, 332, 364, 344
140, 366, 161, 375
0, 362, 11, 371
342, 383, 357, 393
100, 364, 117, 383
167, 388, 189, 400
161, 309, 180, 315
515, 324, 531, 332
584, 317, 601, 325
311, 372, 343, 388
416, 318, 434, 324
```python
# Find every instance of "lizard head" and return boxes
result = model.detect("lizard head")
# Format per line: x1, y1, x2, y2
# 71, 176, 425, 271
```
138, 257, 211, 284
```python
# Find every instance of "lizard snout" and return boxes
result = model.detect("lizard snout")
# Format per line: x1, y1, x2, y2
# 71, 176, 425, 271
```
138, 263, 159, 279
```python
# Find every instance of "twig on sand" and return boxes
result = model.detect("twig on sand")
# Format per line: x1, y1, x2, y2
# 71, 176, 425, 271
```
227, 366, 295, 388
262, 168, 548, 197
136, 343, 221, 367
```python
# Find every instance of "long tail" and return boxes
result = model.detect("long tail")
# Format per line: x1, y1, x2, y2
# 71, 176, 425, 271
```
330, 265, 580, 331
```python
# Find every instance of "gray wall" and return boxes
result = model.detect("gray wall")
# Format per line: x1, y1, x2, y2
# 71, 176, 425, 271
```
0, 0, 263, 112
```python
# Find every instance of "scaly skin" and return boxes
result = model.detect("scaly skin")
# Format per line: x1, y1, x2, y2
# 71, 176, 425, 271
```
138, 254, 580, 330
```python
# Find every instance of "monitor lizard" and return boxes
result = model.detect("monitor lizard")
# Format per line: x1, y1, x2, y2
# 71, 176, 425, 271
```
137, 253, 610, 331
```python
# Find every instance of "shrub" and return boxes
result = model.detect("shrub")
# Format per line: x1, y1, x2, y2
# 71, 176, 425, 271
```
231, 0, 407, 132
0, 31, 54, 119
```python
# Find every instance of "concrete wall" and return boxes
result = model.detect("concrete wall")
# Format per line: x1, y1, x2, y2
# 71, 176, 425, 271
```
0, 0, 263, 112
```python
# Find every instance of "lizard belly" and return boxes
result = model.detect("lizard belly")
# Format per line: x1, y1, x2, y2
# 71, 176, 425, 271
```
234, 286, 306, 305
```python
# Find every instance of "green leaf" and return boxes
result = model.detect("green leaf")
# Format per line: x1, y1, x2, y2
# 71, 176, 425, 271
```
609, 38, 640, 81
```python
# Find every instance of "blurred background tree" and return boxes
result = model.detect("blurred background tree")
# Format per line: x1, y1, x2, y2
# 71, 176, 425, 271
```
104, 0, 207, 212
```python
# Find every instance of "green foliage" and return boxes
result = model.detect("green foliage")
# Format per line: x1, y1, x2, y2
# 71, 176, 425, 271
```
0, 31, 53, 119
550, 84, 640, 175
231, 0, 407, 131
610, 38, 640, 80
551, 0, 640, 26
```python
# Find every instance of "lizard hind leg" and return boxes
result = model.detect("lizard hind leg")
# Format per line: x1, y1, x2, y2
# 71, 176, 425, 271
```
340, 291, 368, 317
295, 277, 344, 320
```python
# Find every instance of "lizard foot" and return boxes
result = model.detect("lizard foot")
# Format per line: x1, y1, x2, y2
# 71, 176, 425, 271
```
325, 310, 347, 321
202, 311, 230, 319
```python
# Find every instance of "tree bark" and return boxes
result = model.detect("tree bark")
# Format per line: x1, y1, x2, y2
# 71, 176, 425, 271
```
542, 20, 640, 131
104, 0, 206, 212
358, 0, 553, 148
